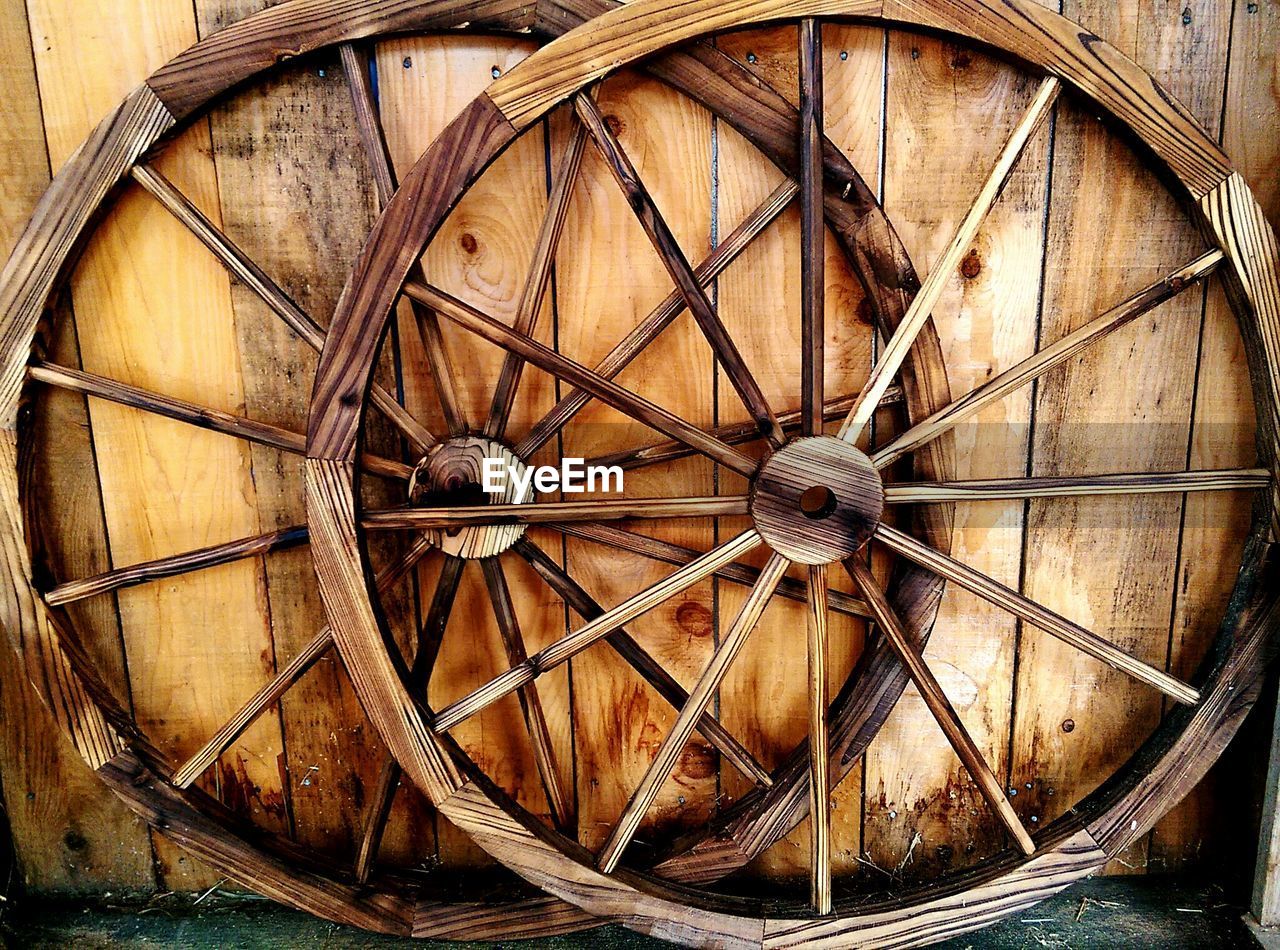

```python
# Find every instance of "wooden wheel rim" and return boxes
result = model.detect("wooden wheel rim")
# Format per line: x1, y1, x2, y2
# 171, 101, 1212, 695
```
305, 0, 1280, 946
0, 0, 955, 937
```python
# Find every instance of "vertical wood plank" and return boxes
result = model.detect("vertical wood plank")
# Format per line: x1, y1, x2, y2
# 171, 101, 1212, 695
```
189, 0, 416, 865
0, 0, 155, 893
375, 35, 568, 866
713, 25, 876, 880
554, 70, 716, 854
1008, 0, 1233, 876
1159, 0, 1278, 879
25, 0, 287, 889
862, 25, 1051, 879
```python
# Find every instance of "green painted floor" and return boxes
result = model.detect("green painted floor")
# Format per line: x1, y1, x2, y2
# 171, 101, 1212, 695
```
0, 876, 1256, 948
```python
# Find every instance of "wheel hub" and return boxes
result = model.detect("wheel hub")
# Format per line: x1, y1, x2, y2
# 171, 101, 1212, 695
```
749, 436, 884, 565
407, 436, 533, 558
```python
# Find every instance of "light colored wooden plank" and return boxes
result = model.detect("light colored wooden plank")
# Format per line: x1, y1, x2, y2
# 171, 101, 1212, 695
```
0, 0, 156, 894
26, 0, 286, 890
1007, 0, 1233, 877
713, 24, 878, 880
861, 26, 1051, 877
549, 68, 721, 855
1180, 0, 1279, 897
374, 34, 569, 866
190, 5, 412, 863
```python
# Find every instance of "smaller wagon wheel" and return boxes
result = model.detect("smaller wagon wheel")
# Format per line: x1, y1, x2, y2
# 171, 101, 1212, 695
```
306, 0, 1280, 946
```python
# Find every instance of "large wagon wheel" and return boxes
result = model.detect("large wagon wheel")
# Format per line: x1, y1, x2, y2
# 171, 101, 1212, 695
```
0, 0, 951, 937
307, 0, 1280, 945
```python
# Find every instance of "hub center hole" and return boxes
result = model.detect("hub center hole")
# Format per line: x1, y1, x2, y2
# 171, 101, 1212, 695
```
799, 485, 838, 520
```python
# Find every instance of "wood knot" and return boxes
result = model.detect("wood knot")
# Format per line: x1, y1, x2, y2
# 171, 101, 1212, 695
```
677, 742, 717, 780
950, 50, 972, 69
63, 829, 87, 851
960, 249, 983, 279
675, 600, 713, 638
603, 113, 625, 137
1061, 718, 1075, 733
855, 296, 874, 325
459, 232, 479, 255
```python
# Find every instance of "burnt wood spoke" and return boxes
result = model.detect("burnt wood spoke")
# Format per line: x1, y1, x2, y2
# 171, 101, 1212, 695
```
481, 557, 574, 832
362, 495, 748, 531
172, 536, 434, 788
45, 524, 307, 606
846, 558, 1036, 857
402, 280, 757, 477
555, 521, 871, 620
838, 77, 1061, 446
514, 537, 771, 787
432, 529, 762, 732
129, 162, 434, 452
875, 524, 1200, 705
585, 387, 903, 472
799, 18, 824, 439
573, 93, 784, 447
338, 41, 467, 438
355, 552, 466, 884
29, 362, 410, 480
884, 468, 1271, 503
485, 120, 589, 439
874, 250, 1227, 468
596, 553, 788, 873
516, 179, 797, 459
353, 757, 401, 885
806, 560, 831, 914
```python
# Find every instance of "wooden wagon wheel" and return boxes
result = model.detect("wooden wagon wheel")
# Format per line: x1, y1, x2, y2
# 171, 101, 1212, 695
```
0, 0, 954, 937
306, 0, 1280, 945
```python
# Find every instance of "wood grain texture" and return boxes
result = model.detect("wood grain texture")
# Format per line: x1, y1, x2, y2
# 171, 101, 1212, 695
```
0, 0, 156, 892
45, 524, 308, 607
148, 0, 536, 120
1007, 0, 1234, 877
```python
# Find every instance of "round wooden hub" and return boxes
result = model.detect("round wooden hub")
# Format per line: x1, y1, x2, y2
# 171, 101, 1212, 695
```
749, 436, 884, 565
408, 436, 533, 559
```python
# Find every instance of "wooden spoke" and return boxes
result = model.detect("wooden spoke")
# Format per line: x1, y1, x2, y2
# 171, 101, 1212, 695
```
516, 179, 798, 458
432, 529, 762, 732
596, 553, 788, 873
130, 163, 435, 452
799, 18, 824, 440
555, 521, 871, 620
29, 362, 410, 480
355, 553, 466, 884
515, 537, 771, 787
403, 281, 758, 478
573, 93, 784, 447
45, 524, 307, 607
481, 557, 574, 832
846, 558, 1035, 857
352, 756, 401, 885
874, 250, 1226, 468
585, 388, 903, 472
338, 42, 467, 438
837, 77, 1061, 446
485, 121, 589, 439
171, 536, 434, 789
338, 43, 395, 206
875, 524, 1200, 705
806, 561, 831, 914
884, 468, 1272, 504
411, 553, 467, 686
362, 496, 748, 531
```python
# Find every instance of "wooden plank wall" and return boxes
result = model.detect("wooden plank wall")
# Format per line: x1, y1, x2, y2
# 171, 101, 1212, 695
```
0, 0, 1275, 898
